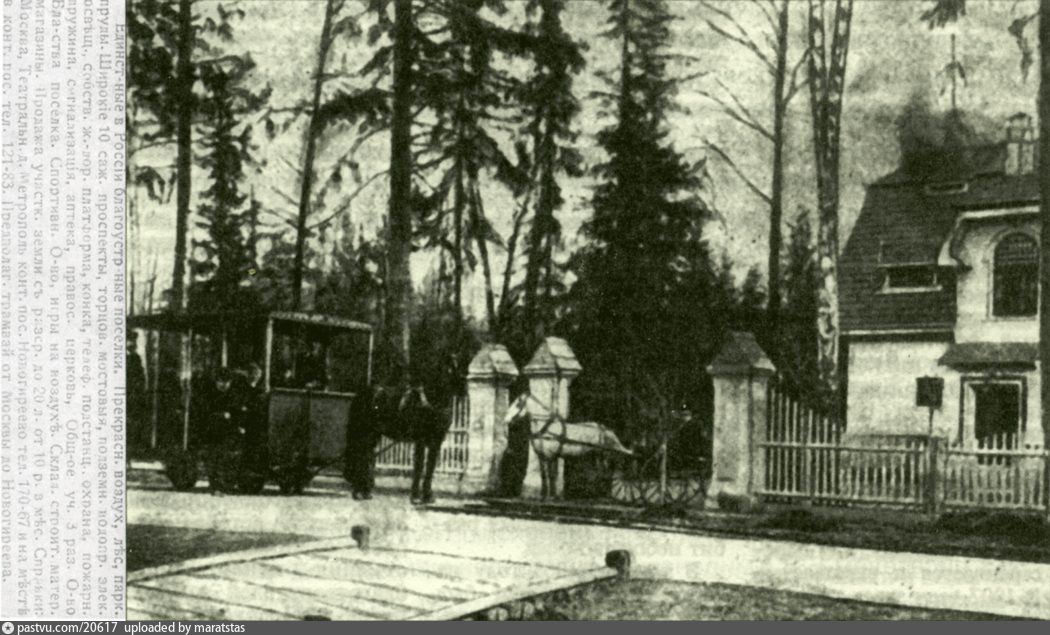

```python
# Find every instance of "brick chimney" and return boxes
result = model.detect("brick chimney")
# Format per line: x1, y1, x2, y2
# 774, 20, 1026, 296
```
1004, 112, 1036, 175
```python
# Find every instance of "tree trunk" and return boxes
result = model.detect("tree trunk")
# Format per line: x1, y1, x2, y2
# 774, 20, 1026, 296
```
453, 151, 465, 317
292, 0, 339, 310
471, 184, 498, 330
170, 0, 193, 313
386, 0, 415, 382
523, 117, 555, 336
1037, 0, 1049, 517
807, 0, 853, 404
768, 0, 789, 333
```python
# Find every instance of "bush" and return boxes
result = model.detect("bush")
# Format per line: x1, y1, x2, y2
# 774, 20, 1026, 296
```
760, 508, 841, 533
935, 511, 1050, 545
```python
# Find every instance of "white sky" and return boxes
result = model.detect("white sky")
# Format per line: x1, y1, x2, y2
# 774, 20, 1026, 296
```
130, 0, 1039, 315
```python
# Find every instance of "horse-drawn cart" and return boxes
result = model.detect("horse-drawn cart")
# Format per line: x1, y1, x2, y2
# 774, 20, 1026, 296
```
128, 311, 373, 494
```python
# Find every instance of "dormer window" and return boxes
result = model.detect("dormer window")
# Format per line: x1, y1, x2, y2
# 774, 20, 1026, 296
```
881, 264, 941, 293
993, 233, 1038, 317
923, 181, 968, 196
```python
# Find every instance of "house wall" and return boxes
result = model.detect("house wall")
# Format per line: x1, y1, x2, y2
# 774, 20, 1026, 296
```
847, 343, 1043, 447
847, 340, 958, 437
846, 212, 1044, 443
953, 217, 1039, 343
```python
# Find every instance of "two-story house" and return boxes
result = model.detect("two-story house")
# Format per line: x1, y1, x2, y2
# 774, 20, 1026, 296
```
840, 114, 1042, 449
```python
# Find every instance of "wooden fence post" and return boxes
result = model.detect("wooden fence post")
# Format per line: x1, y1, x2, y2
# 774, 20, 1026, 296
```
1044, 447, 1050, 522
802, 409, 813, 506
925, 436, 943, 517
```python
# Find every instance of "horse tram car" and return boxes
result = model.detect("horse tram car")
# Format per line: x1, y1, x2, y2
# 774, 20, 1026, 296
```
127, 310, 374, 495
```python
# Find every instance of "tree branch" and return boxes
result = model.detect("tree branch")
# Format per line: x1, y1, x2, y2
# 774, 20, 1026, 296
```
698, 78, 775, 141
751, 0, 780, 34
268, 185, 301, 208
130, 139, 176, 156
784, 47, 813, 104
702, 1, 776, 71
308, 169, 390, 230
705, 140, 772, 206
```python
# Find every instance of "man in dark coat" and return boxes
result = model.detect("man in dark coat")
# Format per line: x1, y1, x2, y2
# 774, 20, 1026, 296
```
201, 368, 242, 494
235, 363, 268, 486
126, 332, 149, 455
344, 385, 380, 500
296, 341, 328, 390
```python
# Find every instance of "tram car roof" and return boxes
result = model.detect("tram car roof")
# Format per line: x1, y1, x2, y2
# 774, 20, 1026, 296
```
127, 311, 373, 334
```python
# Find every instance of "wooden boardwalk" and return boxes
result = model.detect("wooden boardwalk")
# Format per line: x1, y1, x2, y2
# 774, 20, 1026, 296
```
127, 532, 624, 621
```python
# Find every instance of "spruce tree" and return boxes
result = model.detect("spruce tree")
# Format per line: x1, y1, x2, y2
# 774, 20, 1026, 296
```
516, 0, 584, 350
189, 57, 269, 312
567, 0, 715, 437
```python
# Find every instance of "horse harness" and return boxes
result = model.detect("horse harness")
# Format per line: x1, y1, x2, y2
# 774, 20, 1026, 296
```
512, 393, 620, 456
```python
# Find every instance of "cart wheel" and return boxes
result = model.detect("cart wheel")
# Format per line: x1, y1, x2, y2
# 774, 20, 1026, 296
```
276, 466, 311, 495
164, 450, 199, 491
238, 473, 267, 495
277, 476, 302, 495
296, 471, 315, 492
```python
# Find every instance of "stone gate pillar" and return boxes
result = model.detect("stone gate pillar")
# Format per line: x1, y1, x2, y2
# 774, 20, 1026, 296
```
465, 343, 519, 494
706, 331, 775, 511
522, 337, 582, 497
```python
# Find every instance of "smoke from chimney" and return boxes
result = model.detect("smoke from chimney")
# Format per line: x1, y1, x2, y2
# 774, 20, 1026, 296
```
896, 89, 996, 180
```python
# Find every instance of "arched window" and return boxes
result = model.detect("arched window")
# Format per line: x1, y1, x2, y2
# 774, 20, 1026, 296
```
993, 233, 1038, 317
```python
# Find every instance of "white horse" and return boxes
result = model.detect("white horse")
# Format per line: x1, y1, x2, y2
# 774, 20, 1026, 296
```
503, 392, 632, 499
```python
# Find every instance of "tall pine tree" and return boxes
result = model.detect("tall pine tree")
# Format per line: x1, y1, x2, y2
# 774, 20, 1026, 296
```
361, 0, 540, 383
515, 0, 584, 352
189, 57, 269, 312
567, 0, 715, 439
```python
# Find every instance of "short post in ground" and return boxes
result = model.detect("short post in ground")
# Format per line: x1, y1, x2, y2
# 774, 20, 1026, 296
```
351, 524, 370, 549
605, 549, 632, 580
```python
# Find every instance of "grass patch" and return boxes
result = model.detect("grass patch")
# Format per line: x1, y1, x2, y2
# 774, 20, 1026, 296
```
760, 508, 842, 533
528, 579, 1016, 620
934, 511, 1050, 546
128, 524, 314, 572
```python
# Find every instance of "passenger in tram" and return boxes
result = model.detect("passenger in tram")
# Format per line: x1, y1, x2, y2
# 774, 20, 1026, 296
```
296, 340, 329, 390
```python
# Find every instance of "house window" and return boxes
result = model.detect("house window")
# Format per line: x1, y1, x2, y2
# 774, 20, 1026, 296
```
972, 382, 1023, 464
992, 233, 1038, 317
881, 265, 940, 292
923, 181, 968, 196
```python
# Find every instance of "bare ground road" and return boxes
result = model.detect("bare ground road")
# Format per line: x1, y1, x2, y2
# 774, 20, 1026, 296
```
127, 478, 1050, 619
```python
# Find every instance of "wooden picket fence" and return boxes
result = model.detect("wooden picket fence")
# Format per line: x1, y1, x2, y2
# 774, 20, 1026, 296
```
375, 396, 470, 476
762, 383, 1050, 514
944, 433, 1048, 511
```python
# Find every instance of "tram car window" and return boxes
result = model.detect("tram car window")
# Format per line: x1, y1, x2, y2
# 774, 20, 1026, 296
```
326, 330, 371, 393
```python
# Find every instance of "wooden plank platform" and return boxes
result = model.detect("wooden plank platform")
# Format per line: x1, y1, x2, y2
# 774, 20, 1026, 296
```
128, 534, 622, 621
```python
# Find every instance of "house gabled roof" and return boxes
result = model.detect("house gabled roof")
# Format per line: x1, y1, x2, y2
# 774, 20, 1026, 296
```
840, 142, 1040, 334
